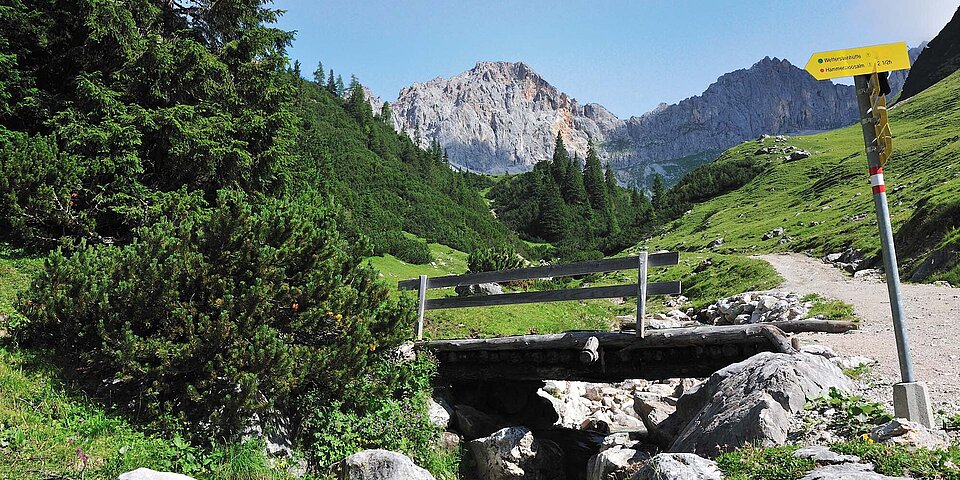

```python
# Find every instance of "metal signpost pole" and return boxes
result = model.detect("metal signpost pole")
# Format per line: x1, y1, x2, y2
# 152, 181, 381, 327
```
853, 74, 933, 427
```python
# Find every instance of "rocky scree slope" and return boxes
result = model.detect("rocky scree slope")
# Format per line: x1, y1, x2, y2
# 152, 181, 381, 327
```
390, 58, 867, 188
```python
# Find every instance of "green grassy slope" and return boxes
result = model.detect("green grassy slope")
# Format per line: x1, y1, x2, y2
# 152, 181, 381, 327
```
641, 69, 960, 285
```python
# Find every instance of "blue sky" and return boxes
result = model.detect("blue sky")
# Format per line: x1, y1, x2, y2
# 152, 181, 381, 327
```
273, 0, 957, 117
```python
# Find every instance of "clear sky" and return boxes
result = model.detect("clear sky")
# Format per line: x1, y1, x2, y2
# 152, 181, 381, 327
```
273, 0, 957, 118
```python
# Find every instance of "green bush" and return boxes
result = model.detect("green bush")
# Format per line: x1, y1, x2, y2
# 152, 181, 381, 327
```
373, 231, 433, 265
19, 190, 413, 441
467, 246, 524, 273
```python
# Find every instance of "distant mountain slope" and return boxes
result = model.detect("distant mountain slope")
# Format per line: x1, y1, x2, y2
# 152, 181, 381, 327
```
293, 79, 520, 258
391, 59, 865, 188
898, 6, 960, 103
640, 68, 960, 284
390, 62, 621, 173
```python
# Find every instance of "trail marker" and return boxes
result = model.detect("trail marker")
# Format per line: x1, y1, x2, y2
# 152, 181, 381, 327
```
805, 42, 911, 80
806, 42, 933, 427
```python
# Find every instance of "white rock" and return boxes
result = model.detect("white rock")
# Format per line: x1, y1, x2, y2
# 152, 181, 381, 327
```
118, 469, 196, 480
632, 453, 722, 480
793, 445, 860, 464
427, 397, 453, 429
868, 418, 949, 449
337, 450, 436, 480
799, 463, 908, 480
586, 447, 649, 480
799, 344, 837, 359
467, 427, 563, 480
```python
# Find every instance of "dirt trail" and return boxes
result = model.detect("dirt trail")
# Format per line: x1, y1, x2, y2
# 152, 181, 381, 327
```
758, 253, 960, 413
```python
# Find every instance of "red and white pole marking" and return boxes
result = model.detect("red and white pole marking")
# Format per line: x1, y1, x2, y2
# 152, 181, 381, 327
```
869, 166, 885, 194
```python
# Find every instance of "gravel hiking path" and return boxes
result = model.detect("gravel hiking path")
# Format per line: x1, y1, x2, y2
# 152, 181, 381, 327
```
758, 253, 960, 414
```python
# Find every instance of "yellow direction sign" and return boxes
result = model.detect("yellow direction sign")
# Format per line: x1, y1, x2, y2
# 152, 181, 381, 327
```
805, 42, 911, 80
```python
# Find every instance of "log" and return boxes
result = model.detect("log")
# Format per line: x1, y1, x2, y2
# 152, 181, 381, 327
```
621, 319, 858, 334
579, 336, 600, 364
765, 319, 858, 333
423, 324, 793, 353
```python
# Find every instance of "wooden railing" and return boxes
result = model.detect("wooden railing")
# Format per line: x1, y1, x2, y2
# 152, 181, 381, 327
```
398, 252, 681, 340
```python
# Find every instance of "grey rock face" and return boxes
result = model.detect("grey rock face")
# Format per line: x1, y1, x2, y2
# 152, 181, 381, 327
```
337, 449, 436, 480
391, 58, 860, 188
392, 62, 620, 174
467, 426, 566, 480
118, 469, 196, 480
631, 453, 722, 480
666, 352, 853, 457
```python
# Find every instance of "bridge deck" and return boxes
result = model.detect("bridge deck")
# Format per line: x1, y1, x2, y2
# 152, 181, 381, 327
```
422, 324, 795, 382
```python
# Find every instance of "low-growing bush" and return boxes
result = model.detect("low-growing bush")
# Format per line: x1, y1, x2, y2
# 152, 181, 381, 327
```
467, 246, 524, 273
19, 190, 413, 441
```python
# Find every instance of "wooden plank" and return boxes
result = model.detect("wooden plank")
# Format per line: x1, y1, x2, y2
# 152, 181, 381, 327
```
423, 281, 681, 310
766, 319, 859, 334
424, 324, 791, 352
397, 252, 679, 290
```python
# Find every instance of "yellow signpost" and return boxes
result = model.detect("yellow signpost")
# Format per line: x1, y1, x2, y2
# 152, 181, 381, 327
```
804, 42, 911, 80
805, 41, 932, 427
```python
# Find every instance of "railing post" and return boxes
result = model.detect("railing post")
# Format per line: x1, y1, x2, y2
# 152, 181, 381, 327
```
416, 274, 427, 340
637, 252, 648, 338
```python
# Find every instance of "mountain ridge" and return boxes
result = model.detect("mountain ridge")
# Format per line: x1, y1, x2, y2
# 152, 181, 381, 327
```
389, 57, 863, 187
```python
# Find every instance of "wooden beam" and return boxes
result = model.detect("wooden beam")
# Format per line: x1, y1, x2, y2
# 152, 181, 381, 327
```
766, 319, 859, 333
423, 281, 681, 310
423, 324, 793, 353
398, 252, 679, 290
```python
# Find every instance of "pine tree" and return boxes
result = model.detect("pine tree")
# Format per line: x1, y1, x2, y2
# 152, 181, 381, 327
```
583, 140, 609, 211
380, 101, 392, 124
536, 173, 569, 242
651, 173, 666, 212
292, 59, 301, 79
326, 69, 336, 94
336, 74, 345, 97
604, 163, 617, 193
313, 61, 324, 84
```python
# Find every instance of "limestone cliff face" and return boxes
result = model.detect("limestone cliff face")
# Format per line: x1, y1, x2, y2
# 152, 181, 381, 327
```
389, 57, 915, 187
390, 62, 621, 173
618, 57, 858, 173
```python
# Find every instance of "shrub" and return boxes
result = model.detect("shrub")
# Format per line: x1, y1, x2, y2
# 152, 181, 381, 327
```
19, 190, 413, 441
467, 246, 524, 273
377, 232, 433, 265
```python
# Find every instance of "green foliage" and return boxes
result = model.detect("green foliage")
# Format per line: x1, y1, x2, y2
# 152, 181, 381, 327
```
302, 355, 460, 479
293, 78, 521, 256
19, 190, 412, 441
0, 0, 296, 248
467, 246, 524, 273
0, 243, 41, 332
489, 137, 652, 259
805, 387, 893, 437
0, 347, 296, 480
801, 293, 857, 322
717, 444, 816, 480
832, 440, 960, 479
372, 231, 434, 265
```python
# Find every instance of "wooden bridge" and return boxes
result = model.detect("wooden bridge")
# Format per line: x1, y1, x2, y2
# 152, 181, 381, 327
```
400, 252, 797, 382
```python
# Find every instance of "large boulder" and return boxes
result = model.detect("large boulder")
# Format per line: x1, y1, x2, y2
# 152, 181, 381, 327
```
467, 426, 565, 480
631, 453, 722, 480
633, 393, 677, 448
335, 450, 435, 480
586, 447, 648, 480
453, 404, 508, 440
667, 352, 853, 457
118, 469, 195, 480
